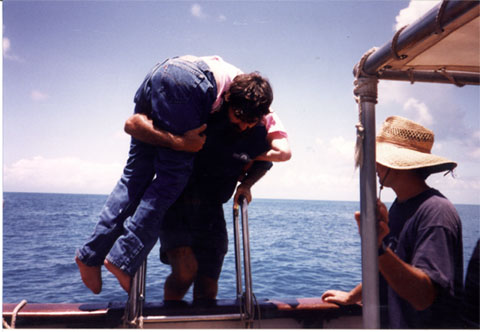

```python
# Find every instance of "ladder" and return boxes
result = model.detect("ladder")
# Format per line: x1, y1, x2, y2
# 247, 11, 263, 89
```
123, 196, 255, 328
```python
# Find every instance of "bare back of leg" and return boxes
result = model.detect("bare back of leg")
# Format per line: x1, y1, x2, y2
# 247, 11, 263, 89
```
164, 246, 198, 300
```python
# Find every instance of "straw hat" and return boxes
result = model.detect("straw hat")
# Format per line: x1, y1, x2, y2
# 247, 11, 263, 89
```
376, 116, 457, 174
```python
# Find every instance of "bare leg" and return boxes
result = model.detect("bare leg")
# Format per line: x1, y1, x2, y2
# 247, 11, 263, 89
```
193, 274, 218, 300
104, 259, 131, 293
75, 256, 102, 294
164, 247, 198, 300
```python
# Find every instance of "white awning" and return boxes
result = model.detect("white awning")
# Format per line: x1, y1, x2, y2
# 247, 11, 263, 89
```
356, 1, 479, 86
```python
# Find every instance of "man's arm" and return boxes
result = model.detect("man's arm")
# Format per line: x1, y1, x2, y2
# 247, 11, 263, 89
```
378, 248, 437, 310
323, 200, 436, 310
375, 200, 437, 311
255, 133, 291, 162
233, 161, 272, 208
321, 252, 436, 310
124, 113, 207, 152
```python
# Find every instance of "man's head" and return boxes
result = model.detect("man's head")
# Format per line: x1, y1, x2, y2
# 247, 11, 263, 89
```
375, 116, 457, 181
224, 72, 273, 132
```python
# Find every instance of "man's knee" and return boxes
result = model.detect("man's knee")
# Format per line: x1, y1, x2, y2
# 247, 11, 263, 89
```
167, 247, 198, 284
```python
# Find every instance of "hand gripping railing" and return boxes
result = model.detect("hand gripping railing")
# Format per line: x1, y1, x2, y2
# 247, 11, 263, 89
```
233, 196, 255, 328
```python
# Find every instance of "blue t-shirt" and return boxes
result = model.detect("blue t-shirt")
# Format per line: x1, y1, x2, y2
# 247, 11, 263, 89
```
385, 188, 464, 328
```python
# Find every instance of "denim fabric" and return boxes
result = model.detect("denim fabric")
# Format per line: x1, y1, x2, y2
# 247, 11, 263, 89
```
76, 139, 156, 266
77, 57, 216, 276
134, 57, 216, 134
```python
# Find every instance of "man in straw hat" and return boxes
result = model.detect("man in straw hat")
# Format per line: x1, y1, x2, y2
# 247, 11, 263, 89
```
322, 116, 464, 328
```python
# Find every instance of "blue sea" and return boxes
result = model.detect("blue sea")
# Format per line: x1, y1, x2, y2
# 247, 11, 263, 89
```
3, 192, 479, 304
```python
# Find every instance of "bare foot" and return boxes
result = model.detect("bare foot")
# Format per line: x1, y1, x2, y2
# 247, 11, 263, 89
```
104, 259, 131, 293
75, 256, 102, 294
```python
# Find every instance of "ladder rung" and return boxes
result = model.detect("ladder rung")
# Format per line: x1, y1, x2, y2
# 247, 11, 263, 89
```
142, 313, 243, 323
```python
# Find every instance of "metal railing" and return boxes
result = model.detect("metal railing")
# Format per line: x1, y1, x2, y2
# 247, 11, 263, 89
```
123, 196, 255, 328
233, 196, 255, 327
123, 260, 147, 327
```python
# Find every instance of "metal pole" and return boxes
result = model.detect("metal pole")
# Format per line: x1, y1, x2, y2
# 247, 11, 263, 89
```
124, 259, 147, 326
240, 197, 254, 322
233, 207, 243, 299
359, 1, 479, 77
356, 75, 380, 329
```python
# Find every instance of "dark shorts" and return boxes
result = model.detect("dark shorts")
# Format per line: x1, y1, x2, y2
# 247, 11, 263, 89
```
159, 184, 228, 280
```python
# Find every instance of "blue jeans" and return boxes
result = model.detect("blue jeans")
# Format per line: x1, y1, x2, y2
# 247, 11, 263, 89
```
77, 57, 217, 276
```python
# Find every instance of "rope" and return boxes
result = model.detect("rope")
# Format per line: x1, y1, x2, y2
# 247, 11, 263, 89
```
437, 67, 465, 87
407, 68, 415, 84
353, 48, 378, 169
391, 25, 408, 60
253, 293, 261, 329
354, 47, 378, 80
3, 299, 27, 329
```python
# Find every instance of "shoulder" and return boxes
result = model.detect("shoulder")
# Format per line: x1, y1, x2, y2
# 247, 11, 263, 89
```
416, 190, 461, 232
261, 112, 288, 137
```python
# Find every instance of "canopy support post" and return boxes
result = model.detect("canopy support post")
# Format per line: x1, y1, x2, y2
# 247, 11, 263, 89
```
354, 71, 380, 329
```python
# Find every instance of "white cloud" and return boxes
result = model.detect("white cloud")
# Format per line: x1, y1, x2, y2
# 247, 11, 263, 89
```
403, 97, 433, 126
395, 0, 441, 31
252, 136, 360, 201
328, 136, 355, 160
191, 4, 206, 19
218, 14, 227, 22
3, 37, 11, 53
378, 80, 410, 105
469, 147, 480, 159
4, 156, 124, 194
31, 90, 50, 102
3, 37, 23, 61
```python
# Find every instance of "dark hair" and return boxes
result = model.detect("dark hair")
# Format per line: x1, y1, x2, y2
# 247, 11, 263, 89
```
224, 72, 273, 122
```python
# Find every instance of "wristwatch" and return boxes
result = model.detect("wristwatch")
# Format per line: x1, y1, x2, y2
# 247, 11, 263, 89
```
378, 240, 389, 257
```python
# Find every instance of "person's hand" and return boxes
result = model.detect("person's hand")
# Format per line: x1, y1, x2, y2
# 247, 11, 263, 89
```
321, 290, 356, 306
233, 184, 252, 209
173, 124, 207, 152
354, 211, 361, 232
354, 199, 390, 247
376, 199, 389, 246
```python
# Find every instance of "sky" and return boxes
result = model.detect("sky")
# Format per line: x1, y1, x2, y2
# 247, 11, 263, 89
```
2, 0, 479, 205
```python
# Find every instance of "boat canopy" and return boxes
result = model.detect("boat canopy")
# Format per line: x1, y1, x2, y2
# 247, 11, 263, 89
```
353, 0, 479, 329
355, 0, 479, 85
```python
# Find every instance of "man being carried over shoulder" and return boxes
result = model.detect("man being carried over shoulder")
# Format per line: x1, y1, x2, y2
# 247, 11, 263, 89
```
75, 55, 290, 295
322, 116, 463, 329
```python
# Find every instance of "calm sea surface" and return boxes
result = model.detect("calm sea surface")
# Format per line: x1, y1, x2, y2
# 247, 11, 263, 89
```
3, 192, 479, 304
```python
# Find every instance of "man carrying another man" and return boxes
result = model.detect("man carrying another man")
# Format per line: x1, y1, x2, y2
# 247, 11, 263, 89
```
76, 55, 290, 295
129, 102, 278, 300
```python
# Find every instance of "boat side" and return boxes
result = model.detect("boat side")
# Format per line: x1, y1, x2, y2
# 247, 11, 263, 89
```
3, 297, 362, 329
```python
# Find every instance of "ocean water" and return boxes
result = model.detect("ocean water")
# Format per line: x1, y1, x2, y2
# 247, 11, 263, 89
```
2, 192, 479, 304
